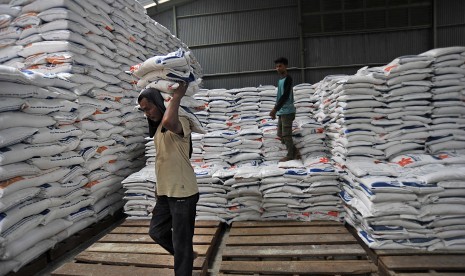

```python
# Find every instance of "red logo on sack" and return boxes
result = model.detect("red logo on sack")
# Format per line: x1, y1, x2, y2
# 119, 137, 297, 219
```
319, 157, 330, 163
384, 64, 397, 72
397, 157, 413, 167
437, 154, 449, 160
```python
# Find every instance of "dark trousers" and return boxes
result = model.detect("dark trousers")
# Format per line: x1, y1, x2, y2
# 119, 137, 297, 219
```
277, 113, 297, 158
149, 193, 199, 276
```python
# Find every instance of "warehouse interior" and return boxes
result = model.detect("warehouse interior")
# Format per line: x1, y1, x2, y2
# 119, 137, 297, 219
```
1, 0, 465, 275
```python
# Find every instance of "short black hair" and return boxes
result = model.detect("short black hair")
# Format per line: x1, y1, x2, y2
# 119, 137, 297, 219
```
274, 57, 288, 66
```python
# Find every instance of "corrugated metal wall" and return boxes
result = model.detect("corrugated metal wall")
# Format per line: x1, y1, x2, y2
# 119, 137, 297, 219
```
436, 0, 465, 47
305, 30, 431, 67
303, 28, 432, 81
177, 7, 299, 45
153, 9, 174, 35
151, 0, 464, 89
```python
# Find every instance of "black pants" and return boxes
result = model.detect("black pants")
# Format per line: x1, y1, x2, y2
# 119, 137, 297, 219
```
149, 193, 199, 276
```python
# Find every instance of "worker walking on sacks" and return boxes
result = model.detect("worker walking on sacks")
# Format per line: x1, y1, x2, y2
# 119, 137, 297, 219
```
138, 83, 199, 276
269, 57, 301, 162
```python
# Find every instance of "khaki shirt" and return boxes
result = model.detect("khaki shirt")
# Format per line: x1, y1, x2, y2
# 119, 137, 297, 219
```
155, 116, 198, 198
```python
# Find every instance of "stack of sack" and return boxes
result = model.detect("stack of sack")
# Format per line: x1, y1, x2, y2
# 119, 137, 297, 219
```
222, 165, 263, 223
0, 0, 24, 68
294, 83, 317, 119
225, 128, 263, 166
130, 48, 206, 135
228, 88, 262, 164
144, 138, 156, 166
232, 87, 261, 129
198, 88, 236, 164
0, 70, 78, 274
206, 88, 236, 131
261, 123, 287, 162
191, 83, 341, 222
315, 59, 438, 163
294, 118, 327, 164
190, 132, 205, 166
314, 74, 388, 162
122, 166, 156, 220
363, 53, 435, 160
0, 67, 124, 276
258, 86, 283, 161
191, 88, 209, 126
258, 85, 286, 162
313, 77, 337, 125
328, 46, 465, 250
121, 80, 345, 224
421, 46, 465, 153
122, 138, 156, 220
267, 119, 327, 168
259, 163, 291, 219
201, 130, 232, 164
192, 84, 329, 166
261, 156, 344, 221
413, 155, 465, 250
189, 89, 208, 165
341, 158, 434, 250
0, 0, 197, 273
341, 153, 465, 250
258, 85, 277, 119
194, 163, 232, 223
131, 47, 201, 88
230, 86, 274, 165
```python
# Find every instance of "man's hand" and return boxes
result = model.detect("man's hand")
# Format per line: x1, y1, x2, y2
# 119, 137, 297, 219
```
173, 81, 188, 99
161, 81, 188, 135
269, 108, 277, 120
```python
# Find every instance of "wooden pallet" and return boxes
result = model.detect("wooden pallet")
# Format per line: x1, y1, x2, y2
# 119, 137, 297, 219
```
49, 212, 124, 261
378, 255, 465, 276
219, 220, 377, 275
347, 224, 465, 268
52, 220, 223, 276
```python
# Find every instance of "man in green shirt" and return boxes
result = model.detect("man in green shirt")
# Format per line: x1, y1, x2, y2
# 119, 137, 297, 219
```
269, 57, 301, 162
138, 83, 199, 276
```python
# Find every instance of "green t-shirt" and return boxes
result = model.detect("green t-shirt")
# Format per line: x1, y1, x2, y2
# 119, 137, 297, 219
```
276, 77, 296, 115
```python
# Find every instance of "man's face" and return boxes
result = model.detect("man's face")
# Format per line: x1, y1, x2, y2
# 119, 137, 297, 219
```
275, 63, 287, 75
139, 98, 162, 122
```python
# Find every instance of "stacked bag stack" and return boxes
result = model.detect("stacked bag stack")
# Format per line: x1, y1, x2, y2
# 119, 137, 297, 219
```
425, 47, 465, 153
124, 81, 342, 223
312, 46, 465, 250
0, 0, 202, 274
121, 138, 156, 220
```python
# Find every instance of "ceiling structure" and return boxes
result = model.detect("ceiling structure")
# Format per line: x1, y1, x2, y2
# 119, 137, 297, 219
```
137, 0, 171, 9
